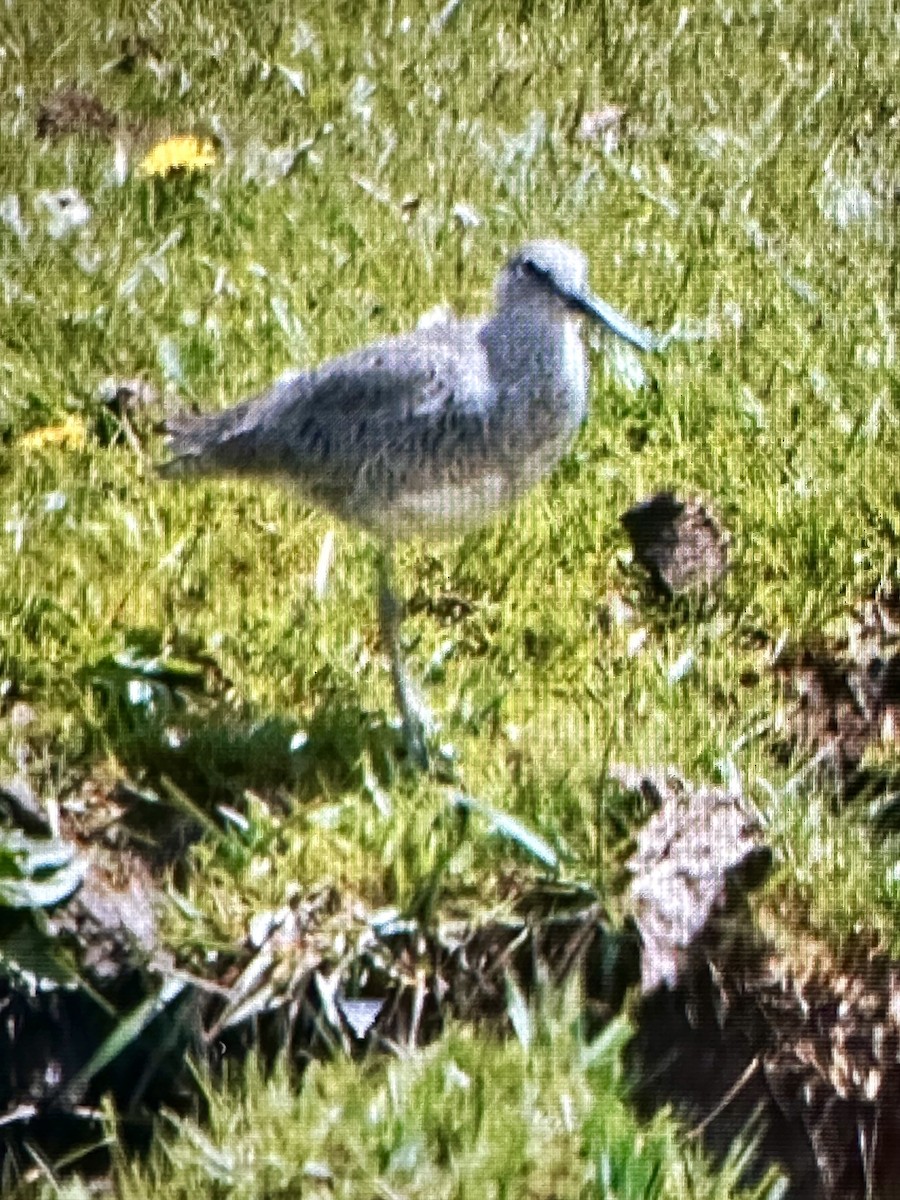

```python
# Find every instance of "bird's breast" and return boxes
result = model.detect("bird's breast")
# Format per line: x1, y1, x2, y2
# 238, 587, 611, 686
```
559, 319, 588, 425
349, 324, 590, 540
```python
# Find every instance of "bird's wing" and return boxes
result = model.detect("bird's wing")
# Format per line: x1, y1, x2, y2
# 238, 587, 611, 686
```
159, 322, 491, 480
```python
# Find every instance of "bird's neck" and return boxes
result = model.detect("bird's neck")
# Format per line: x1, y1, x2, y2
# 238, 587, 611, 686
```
481, 308, 588, 416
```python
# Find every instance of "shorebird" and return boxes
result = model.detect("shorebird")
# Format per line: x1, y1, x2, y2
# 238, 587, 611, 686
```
159, 240, 657, 768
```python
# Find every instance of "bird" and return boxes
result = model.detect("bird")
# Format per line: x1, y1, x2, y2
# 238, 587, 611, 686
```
159, 240, 658, 768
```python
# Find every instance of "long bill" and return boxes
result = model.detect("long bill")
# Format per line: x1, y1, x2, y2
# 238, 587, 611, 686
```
563, 286, 658, 352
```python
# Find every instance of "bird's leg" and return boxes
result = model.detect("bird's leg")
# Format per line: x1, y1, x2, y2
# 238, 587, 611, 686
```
376, 545, 432, 770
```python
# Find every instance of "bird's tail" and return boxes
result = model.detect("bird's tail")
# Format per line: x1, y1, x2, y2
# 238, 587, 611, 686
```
156, 398, 263, 479
157, 371, 311, 480
157, 412, 221, 479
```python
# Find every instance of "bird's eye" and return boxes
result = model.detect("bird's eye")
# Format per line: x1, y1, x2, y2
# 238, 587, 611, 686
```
520, 258, 551, 283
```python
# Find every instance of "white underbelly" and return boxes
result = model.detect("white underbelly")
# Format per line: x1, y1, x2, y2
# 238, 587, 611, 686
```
359, 429, 577, 540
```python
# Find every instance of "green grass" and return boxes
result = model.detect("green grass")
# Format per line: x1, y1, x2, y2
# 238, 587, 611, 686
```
107, 1015, 782, 1200
0, 0, 899, 1192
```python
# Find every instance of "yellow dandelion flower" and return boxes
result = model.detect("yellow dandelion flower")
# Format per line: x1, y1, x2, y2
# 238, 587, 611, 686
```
20, 415, 87, 451
138, 134, 216, 178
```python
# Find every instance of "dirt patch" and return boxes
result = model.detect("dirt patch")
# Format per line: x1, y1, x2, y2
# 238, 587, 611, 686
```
773, 586, 900, 793
620, 491, 730, 597
622, 770, 900, 1200
36, 88, 118, 141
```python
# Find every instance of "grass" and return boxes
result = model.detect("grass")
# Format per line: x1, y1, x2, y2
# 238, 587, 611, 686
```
109, 1014, 782, 1200
0, 0, 898, 1193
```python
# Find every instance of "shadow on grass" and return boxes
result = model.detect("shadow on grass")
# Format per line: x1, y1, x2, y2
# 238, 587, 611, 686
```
78, 638, 415, 846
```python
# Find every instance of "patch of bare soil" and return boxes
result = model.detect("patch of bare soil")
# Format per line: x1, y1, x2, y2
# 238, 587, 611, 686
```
621, 770, 900, 1200
773, 586, 900, 794
620, 491, 730, 597
35, 88, 118, 141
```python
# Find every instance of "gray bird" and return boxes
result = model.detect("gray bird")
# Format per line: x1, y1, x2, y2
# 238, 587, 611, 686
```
159, 240, 657, 768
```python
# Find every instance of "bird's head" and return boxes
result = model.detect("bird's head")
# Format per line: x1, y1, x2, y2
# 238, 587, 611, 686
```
497, 239, 657, 352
